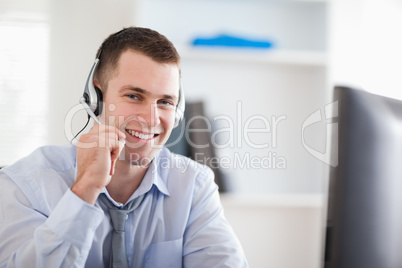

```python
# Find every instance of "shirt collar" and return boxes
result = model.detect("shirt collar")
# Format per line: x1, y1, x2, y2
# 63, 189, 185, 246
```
99, 148, 170, 206
135, 152, 170, 197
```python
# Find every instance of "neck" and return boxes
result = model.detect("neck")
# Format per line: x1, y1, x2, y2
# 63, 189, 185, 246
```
106, 159, 149, 204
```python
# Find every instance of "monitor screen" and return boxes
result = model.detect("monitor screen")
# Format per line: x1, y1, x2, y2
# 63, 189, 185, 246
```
324, 86, 402, 268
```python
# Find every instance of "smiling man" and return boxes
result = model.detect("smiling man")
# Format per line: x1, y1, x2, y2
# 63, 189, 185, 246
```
0, 27, 248, 268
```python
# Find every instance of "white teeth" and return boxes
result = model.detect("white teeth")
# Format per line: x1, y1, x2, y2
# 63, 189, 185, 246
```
127, 130, 155, 140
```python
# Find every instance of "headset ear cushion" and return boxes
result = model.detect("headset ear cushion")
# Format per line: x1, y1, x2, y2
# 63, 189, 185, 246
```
174, 108, 183, 127
94, 87, 103, 116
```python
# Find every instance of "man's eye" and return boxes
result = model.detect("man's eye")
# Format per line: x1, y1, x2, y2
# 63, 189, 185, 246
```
127, 94, 139, 100
158, 100, 174, 106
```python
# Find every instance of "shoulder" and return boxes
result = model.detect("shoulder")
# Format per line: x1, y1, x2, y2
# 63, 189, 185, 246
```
157, 147, 213, 180
0, 144, 77, 212
0, 144, 77, 213
155, 148, 216, 194
2, 144, 77, 177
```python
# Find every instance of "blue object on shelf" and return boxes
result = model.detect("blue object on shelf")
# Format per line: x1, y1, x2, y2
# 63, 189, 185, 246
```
192, 34, 274, 49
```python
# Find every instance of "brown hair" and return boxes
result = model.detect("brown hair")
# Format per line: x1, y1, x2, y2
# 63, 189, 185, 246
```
94, 27, 180, 90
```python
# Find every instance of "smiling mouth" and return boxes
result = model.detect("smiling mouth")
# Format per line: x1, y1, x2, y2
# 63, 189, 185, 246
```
126, 129, 158, 140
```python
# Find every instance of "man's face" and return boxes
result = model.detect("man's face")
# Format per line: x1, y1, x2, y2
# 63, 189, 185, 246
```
100, 50, 180, 166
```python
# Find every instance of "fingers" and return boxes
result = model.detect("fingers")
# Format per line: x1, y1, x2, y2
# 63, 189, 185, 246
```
73, 124, 127, 204
77, 124, 126, 148
93, 125, 126, 176
92, 123, 126, 140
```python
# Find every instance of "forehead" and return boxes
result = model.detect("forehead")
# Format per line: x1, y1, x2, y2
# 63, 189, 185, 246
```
112, 50, 180, 96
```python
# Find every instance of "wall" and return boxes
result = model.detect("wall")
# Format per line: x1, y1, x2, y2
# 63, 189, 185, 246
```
330, 0, 402, 100
221, 194, 325, 268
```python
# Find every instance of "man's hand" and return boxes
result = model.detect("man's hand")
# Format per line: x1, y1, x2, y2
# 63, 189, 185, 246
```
71, 123, 126, 205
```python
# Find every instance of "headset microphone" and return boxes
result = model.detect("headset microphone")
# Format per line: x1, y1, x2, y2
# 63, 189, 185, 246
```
79, 97, 101, 125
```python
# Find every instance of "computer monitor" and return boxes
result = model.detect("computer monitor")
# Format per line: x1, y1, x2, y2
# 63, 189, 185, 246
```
324, 86, 402, 268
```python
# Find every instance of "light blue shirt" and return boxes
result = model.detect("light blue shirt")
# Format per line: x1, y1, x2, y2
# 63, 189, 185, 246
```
0, 144, 247, 267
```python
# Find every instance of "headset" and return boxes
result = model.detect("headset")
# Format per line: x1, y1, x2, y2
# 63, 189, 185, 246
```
80, 31, 185, 128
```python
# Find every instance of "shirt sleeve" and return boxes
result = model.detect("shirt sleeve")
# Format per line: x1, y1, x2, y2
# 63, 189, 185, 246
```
0, 173, 104, 268
182, 167, 249, 268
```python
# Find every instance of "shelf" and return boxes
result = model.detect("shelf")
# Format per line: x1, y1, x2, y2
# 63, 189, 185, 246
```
179, 46, 328, 67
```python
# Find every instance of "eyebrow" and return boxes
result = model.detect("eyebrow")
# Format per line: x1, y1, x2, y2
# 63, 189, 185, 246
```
122, 86, 178, 102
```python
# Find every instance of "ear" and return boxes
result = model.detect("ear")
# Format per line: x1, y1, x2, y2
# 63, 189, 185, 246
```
94, 80, 102, 90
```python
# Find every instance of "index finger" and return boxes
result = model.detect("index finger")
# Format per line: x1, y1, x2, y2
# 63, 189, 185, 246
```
98, 124, 126, 141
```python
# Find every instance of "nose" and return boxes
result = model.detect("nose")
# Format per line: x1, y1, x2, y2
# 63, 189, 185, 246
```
136, 103, 161, 129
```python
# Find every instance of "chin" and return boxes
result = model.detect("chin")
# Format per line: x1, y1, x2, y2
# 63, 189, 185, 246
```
121, 148, 159, 167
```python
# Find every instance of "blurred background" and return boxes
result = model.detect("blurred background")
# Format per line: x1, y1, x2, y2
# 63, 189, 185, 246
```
1, 0, 401, 267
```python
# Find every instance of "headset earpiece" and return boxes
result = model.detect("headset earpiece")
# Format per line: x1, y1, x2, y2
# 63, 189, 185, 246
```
94, 86, 103, 116
82, 58, 101, 117
174, 84, 185, 128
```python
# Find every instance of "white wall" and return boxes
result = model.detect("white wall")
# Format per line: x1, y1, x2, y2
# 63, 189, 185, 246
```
330, 0, 402, 100
221, 194, 325, 268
